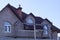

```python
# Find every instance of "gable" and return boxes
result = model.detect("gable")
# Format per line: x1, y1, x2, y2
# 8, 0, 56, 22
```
0, 6, 21, 24
41, 18, 60, 33
41, 19, 52, 27
25, 15, 35, 24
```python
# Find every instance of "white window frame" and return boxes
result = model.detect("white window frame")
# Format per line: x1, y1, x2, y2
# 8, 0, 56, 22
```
4, 22, 11, 33
43, 25, 48, 35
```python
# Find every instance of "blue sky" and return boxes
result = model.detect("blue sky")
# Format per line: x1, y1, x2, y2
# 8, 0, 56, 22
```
0, 0, 60, 36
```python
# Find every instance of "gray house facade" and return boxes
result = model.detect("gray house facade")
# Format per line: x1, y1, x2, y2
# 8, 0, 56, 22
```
0, 4, 60, 40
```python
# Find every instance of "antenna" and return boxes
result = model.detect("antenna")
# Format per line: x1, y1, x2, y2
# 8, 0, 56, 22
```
19, 4, 21, 7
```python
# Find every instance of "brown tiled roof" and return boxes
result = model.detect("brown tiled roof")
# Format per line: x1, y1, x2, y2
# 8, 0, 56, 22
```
22, 12, 28, 20
35, 17, 43, 24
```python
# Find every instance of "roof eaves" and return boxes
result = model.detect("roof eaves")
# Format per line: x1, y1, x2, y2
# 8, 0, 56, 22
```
45, 18, 52, 25
51, 25, 60, 33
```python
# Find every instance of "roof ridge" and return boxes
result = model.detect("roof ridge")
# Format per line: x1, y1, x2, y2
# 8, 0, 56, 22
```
29, 13, 35, 17
7, 4, 17, 9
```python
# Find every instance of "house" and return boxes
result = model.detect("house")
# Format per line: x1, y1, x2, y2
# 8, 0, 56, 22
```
0, 4, 60, 40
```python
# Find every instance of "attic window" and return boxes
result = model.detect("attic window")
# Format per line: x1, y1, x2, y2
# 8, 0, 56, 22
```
4, 22, 11, 33
26, 18, 33, 25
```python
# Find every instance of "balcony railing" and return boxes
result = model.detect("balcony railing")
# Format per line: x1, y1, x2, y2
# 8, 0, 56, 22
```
16, 30, 43, 38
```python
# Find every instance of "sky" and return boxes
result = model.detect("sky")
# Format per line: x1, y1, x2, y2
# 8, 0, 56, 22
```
0, 0, 60, 36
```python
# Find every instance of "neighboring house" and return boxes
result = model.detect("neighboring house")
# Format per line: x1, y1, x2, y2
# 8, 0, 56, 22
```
0, 4, 60, 40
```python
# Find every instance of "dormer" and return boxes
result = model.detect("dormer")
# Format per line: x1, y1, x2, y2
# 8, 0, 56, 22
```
25, 13, 35, 25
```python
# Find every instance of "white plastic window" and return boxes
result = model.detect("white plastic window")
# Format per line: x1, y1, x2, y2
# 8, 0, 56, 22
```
44, 25, 48, 34
4, 22, 11, 33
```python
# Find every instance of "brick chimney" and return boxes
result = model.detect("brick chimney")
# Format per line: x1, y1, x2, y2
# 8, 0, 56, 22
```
16, 5, 22, 19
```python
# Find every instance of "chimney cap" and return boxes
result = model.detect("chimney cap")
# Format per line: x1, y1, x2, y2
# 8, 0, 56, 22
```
17, 4, 22, 10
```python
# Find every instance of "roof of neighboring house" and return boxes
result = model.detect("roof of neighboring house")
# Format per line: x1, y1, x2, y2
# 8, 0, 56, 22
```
0, 4, 60, 33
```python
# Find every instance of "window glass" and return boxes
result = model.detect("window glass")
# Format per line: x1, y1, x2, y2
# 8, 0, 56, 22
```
26, 18, 33, 25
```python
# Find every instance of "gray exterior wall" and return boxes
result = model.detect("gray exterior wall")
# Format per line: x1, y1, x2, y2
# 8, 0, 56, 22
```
0, 7, 24, 37
41, 20, 52, 38
51, 32, 57, 40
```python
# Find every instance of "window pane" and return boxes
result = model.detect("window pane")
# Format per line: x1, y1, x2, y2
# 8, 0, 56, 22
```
8, 26, 10, 32
44, 25, 48, 30
5, 26, 7, 31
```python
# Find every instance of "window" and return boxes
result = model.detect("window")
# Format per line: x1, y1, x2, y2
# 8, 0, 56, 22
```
43, 25, 48, 34
4, 22, 11, 33
26, 18, 33, 25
